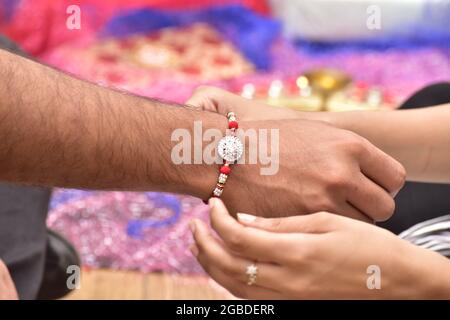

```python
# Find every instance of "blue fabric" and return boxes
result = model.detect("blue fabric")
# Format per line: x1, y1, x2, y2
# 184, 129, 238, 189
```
126, 193, 182, 238
294, 2, 450, 54
50, 190, 182, 236
49, 189, 94, 210
102, 5, 281, 70
294, 30, 450, 55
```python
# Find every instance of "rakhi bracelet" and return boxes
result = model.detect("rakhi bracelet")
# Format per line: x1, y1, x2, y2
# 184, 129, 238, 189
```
203, 112, 244, 203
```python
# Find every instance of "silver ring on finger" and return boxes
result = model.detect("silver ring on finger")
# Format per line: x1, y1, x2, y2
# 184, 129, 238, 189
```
246, 263, 258, 286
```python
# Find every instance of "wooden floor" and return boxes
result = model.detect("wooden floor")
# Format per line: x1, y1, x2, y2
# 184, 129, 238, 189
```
66, 269, 230, 300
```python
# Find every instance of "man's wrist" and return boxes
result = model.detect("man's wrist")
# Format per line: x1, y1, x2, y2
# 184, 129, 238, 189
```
164, 110, 229, 200
187, 118, 257, 204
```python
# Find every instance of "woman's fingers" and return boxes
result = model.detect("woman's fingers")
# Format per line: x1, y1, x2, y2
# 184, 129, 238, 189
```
347, 174, 396, 222
207, 198, 314, 263
194, 251, 284, 299
190, 218, 284, 290
185, 86, 237, 114
236, 211, 344, 233
190, 221, 284, 300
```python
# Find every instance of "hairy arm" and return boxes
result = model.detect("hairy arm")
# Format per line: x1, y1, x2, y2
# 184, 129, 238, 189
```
0, 48, 221, 198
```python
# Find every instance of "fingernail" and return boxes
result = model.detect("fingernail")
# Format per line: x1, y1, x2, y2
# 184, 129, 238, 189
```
208, 198, 217, 209
190, 244, 199, 257
189, 220, 196, 233
237, 213, 257, 223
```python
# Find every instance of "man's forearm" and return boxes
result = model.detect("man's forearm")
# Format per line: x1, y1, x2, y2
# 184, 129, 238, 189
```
0, 49, 221, 197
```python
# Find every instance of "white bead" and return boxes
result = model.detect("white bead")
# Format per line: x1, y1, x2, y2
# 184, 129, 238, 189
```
218, 174, 228, 184
213, 187, 223, 197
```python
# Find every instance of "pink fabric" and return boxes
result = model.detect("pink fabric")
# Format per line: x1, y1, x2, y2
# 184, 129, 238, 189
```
0, 0, 270, 56
48, 191, 209, 274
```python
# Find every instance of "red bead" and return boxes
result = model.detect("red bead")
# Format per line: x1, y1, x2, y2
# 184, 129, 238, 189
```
220, 165, 231, 175
228, 121, 239, 129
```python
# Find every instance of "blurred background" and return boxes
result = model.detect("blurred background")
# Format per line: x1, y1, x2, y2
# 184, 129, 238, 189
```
0, 0, 449, 299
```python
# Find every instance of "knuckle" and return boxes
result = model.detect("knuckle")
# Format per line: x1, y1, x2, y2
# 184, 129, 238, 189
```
221, 257, 241, 277
343, 132, 367, 155
316, 198, 335, 213
309, 211, 333, 227
312, 211, 332, 221
290, 244, 314, 264
266, 218, 283, 231
226, 232, 247, 252
304, 192, 335, 214
324, 171, 350, 190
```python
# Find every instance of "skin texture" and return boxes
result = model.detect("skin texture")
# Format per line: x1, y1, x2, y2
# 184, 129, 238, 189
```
188, 86, 450, 183
0, 49, 222, 196
191, 87, 406, 221
0, 49, 403, 221
191, 198, 450, 299
223, 118, 404, 221
319, 106, 450, 183
0, 50, 403, 298
187, 87, 450, 299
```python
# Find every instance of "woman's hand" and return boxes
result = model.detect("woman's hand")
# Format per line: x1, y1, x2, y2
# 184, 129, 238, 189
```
0, 259, 18, 300
186, 86, 305, 122
190, 198, 450, 299
186, 86, 406, 222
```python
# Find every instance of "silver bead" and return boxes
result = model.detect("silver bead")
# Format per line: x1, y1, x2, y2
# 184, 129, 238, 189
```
213, 187, 223, 197
218, 173, 228, 184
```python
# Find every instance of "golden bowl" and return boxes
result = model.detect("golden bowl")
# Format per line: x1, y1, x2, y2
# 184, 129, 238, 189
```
303, 68, 351, 95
